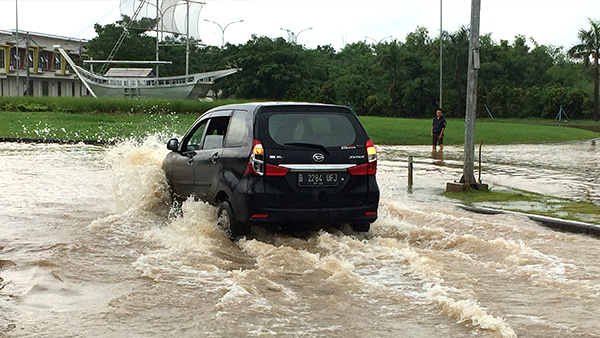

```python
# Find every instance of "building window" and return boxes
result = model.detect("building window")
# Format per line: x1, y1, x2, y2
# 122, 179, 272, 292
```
10, 48, 25, 69
39, 52, 49, 70
27, 50, 34, 68
52, 54, 61, 70
10, 48, 17, 68
0, 49, 5, 70
57, 82, 62, 96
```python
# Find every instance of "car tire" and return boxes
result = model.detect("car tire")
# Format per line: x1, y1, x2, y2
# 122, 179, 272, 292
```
217, 201, 248, 239
352, 223, 370, 232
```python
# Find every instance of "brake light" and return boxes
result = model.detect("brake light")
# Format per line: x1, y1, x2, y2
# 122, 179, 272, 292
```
245, 139, 265, 176
366, 139, 377, 175
265, 164, 290, 176
348, 140, 377, 176
348, 163, 367, 175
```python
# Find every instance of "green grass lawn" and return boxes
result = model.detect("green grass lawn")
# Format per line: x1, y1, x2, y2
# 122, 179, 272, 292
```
359, 116, 599, 145
0, 110, 198, 142
0, 110, 598, 145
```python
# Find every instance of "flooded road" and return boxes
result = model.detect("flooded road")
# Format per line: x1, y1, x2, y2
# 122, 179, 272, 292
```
1, 139, 600, 337
378, 140, 600, 205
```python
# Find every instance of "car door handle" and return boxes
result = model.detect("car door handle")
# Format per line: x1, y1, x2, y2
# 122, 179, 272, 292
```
211, 152, 220, 163
182, 150, 196, 164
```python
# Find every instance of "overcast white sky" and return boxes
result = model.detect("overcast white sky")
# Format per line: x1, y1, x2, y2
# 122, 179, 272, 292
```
0, 0, 598, 50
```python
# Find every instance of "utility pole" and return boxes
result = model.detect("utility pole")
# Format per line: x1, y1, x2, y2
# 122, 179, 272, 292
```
447, 0, 487, 192
439, 0, 443, 108
463, 0, 481, 186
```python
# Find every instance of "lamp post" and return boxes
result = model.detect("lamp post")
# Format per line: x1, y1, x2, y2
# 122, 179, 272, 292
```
280, 27, 313, 44
204, 19, 244, 48
365, 36, 392, 44
15, 0, 20, 96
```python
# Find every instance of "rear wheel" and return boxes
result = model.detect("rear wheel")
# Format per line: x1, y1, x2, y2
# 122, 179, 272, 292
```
352, 223, 370, 232
217, 201, 248, 239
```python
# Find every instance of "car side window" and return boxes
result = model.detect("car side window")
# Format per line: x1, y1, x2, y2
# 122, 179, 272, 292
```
203, 117, 230, 149
224, 111, 249, 147
186, 120, 209, 151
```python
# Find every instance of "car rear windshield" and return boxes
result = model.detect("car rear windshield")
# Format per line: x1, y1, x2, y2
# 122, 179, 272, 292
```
267, 112, 358, 147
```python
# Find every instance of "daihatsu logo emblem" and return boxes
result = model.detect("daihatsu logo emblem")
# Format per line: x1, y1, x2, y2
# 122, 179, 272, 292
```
312, 153, 325, 163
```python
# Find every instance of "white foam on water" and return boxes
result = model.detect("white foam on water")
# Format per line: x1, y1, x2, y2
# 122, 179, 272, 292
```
354, 199, 519, 337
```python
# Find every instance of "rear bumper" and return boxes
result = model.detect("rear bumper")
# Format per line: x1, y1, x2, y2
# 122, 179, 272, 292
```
230, 175, 379, 230
246, 206, 378, 228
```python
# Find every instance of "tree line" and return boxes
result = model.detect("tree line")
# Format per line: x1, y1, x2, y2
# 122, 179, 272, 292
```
85, 17, 600, 120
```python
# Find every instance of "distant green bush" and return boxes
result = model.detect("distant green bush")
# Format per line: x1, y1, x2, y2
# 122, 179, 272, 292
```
0, 96, 243, 115
1, 102, 49, 112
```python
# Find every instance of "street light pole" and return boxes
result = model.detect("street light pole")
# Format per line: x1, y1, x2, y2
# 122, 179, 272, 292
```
186, 0, 190, 76
280, 27, 313, 44
365, 36, 392, 44
155, 0, 160, 78
204, 19, 244, 48
295, 27, 313, 44
15, 0, 20, 96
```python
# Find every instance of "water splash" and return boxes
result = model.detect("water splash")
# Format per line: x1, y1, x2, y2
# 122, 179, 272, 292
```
103, 136, 172, 216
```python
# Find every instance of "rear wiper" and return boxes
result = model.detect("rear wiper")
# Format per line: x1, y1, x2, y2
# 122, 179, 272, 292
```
283, 142, 330, 155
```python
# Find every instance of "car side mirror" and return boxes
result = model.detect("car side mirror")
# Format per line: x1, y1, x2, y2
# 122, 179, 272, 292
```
167, 138, 179, 151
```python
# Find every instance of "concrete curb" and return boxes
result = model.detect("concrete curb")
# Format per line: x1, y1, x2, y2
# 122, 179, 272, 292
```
0, 137, 114, 146
456, 204, 600, 238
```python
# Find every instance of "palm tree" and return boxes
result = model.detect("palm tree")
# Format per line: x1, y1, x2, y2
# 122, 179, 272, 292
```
569, 18, 600, 121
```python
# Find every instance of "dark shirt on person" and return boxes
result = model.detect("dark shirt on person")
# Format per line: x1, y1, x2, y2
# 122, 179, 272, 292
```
432, 116, 446, 135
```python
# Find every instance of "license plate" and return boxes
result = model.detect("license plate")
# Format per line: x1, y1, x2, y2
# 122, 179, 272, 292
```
298, 173, 338, 187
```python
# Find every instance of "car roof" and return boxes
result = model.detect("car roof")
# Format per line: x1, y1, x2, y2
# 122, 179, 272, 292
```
208, 102, 350, 112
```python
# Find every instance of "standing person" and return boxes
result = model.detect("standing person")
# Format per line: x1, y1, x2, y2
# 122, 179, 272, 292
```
432, 108, 446, 151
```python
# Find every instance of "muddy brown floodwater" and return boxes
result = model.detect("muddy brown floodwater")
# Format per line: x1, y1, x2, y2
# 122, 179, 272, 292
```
1, 138, 599, 338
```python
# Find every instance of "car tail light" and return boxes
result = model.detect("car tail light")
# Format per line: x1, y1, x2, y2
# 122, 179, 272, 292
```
245, 139, 264, 176
244, 140, 290, 177
265, 164, 289, 176
365, 211, 377, 216
348, 140, 377, 176
366, 139, 377, 175
347, 163, 367, 175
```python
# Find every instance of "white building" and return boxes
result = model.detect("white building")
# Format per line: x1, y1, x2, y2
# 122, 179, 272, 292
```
0, 30, 89, 97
